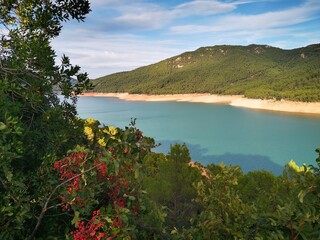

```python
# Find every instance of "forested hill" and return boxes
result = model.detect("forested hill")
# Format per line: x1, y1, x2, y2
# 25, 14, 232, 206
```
92, 44, 320, 102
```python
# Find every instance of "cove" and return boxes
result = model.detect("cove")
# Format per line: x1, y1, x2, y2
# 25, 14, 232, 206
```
77, 96, 320, 174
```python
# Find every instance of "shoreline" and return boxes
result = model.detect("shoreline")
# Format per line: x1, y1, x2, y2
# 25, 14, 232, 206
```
80, 92, 320, 115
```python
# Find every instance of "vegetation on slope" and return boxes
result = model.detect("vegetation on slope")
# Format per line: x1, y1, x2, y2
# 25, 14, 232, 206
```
93, 44, 320, 102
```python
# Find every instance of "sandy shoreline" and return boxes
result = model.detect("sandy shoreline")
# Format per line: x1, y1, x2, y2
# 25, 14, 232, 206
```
80, 92, 320, 115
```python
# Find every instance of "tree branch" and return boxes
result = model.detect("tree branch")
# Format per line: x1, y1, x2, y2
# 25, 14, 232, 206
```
29, 164, 100, 239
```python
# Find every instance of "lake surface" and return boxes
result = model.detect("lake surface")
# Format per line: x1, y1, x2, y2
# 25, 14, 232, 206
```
77, 96, 320, 174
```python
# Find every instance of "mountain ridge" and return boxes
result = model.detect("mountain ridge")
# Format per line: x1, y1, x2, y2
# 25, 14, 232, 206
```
91, 44, 320, 102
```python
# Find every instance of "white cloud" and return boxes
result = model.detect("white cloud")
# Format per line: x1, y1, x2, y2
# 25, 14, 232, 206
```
232, 0, 279, 4
91, 0, 237, 31
171, 0, 320, 33
52, 29, 184, 78
112, 9, 169, 30
174, 1, 236, 16
89, 0, 126, 7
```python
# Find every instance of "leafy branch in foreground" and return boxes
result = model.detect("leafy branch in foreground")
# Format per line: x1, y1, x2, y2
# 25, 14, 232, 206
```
0, 0, 92, 238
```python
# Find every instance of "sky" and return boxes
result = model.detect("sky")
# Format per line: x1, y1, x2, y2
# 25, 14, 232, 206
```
52, 0, 320, 79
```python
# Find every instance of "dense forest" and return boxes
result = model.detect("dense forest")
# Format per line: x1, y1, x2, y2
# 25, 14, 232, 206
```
92, 43, 320, 102
1, 1, 320, 239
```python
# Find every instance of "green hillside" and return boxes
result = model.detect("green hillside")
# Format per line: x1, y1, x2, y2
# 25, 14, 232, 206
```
92, 44, 320, 102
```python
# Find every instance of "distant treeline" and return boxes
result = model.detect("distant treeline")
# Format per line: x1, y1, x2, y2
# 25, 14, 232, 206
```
92, 44, 320, 102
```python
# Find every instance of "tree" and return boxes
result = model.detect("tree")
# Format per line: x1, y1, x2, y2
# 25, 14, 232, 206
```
0, 1, 93, 238
187, 164, 258, 239
143, 144, 202, 231
0, 0, 92, 164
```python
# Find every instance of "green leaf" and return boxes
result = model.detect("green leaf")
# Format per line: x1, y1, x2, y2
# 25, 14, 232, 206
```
298, 190, 307, 203
80, 168, 87, 186
114, 160, 119, 176
128, 195, 135, 201
104, 216, 113, 223
5, 171, 13, 182
134, 168, 139, 179
71, 211, 80, 226
6, 211, 13, 217
0, 122, 7, 131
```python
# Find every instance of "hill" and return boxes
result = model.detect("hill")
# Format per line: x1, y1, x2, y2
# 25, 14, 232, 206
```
92, 44, 320, 102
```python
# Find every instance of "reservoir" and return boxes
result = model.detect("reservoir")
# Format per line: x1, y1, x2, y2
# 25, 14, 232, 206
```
77, 96, 320, 174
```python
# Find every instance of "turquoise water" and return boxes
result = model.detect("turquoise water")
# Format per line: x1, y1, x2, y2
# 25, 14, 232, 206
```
77, 96, 320, 174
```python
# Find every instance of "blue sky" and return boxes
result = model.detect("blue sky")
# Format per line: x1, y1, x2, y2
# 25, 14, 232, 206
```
52, 0, 320, 78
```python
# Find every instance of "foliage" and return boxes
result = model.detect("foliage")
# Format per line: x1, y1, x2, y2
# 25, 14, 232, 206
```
1, 1, 320, 239
142, 144, 202, 232
0, 0, 92, 166
0, 0, 92, 238
182, 159, 320, 240
51, 119, 157, 239
92, 44, 320, 102
0, 112, 159, 239
186, 164, 257, 239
